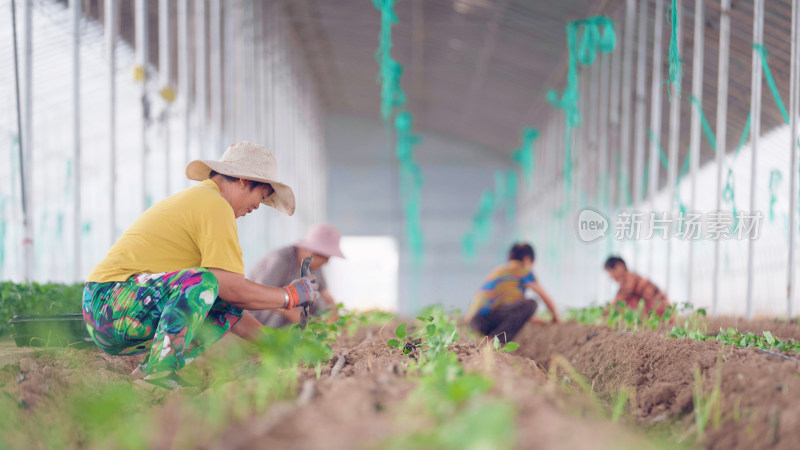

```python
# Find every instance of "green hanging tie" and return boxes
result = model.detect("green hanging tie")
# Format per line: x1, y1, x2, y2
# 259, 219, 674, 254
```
769, 170, 782, 222
394, 110, 424, 264
667, 0, 684, 100
546, 16, 615, 193
753, 44, 789, 124
372, 0, 406, 122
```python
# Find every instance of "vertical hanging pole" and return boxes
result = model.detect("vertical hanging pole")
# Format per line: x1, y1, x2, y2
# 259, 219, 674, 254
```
22, 0, 33, 279
598, 53, 610, 209
633, 0, 648, 208
619, 0, 635, 209
195, 0, 207, 160
178, 0, 190, 180
666, 0, 682, 294
72, 0, 81, 280
608, 24, 622, 212
789, 0, 800, 318
266, 1, 275, 151
713, 0, 731, 317
106, 0, 117, 247
254, 0, 265, 145
249, 1, 259, 143
747, 0, 764, 319
10, 0, 26, 280
223, 0, 234, 143
648, 0, 665, 279
159, 0, 171, 197
632, 0, 648, 272
688, 0, 704, 305
210, 0, 222, 153
588, 60, 599, 206
135, 0, 148, 212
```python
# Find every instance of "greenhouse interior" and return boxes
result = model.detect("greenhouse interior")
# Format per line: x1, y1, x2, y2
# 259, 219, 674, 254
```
4, 0, 800, 448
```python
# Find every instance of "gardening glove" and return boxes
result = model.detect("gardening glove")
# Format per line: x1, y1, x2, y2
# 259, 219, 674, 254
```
283, 276, 319, 309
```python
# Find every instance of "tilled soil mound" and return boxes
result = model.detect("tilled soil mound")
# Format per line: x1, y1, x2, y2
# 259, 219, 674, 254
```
228, 332, 655, 450
2, 328, 659, 449
515, 323, 800, 449
701, 317, 800, 342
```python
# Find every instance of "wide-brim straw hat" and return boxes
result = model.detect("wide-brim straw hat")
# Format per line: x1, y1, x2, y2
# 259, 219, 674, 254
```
296, 224, 345, 259
185, 141, 296, 216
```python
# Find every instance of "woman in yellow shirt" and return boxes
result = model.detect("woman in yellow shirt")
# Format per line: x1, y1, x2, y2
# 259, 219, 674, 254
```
82, 142, 318, 389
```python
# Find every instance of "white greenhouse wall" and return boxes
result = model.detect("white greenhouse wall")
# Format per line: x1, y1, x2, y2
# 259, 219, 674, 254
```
0, 0, 326, 283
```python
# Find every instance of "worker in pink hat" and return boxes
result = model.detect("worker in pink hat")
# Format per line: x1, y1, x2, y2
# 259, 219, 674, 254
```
248, 224, 345, 327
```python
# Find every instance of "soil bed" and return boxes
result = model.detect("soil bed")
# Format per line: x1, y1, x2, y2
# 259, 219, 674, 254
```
514, 322, 800, 449
1, 327, 669, 449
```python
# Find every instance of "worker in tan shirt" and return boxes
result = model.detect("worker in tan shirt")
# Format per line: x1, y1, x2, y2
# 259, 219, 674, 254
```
604, 256, 670, 316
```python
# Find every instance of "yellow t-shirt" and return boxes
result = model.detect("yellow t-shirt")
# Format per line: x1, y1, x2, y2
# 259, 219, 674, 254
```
87, 180, 245, 283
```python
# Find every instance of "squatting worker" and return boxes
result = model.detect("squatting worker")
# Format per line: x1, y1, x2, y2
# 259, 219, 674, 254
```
604, 255, 670, 315
248, 224, 345, 327
466, 242, 560, 344
82, 142, 320, 390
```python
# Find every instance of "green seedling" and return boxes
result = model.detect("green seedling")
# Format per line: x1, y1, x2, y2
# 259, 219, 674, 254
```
611, 389, 631, 423
692, 362, 722, 438
490, 336, 519, 353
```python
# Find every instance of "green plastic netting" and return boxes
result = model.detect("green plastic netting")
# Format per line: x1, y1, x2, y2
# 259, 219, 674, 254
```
666, 0, 684, 100
373, 0, 425, 264
461, 128, 539, 259
546, 16, 615, 196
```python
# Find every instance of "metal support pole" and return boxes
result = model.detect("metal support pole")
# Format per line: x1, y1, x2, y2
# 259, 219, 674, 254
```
648, 0, 665, 279
159, 0, 171, 197
666, 0, 682, 295
210, 0, 222, 153
747, 0, 764, 319
588, 61, 599, 206
9, 0, 21, 278
713, 0, 732, 317
632, 0, 648, 271
687, 0, 705, 305
598, 53, 610, 209
255, 0, 265, 145
178, 0, 190, 183
106, 0, 117, 247
72, 0, 81, 280
633, 0, 648, 208
135, 0, 148, 212
789, 0, 800, 318
195, 0, 207, 159
223, 0, 234, 143
609, 23, 622, 211
619, 0, 635, 208
22, 0, 33, 279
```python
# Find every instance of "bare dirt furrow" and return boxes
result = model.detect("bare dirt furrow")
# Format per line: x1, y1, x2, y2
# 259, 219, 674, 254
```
515, 323, 800, 449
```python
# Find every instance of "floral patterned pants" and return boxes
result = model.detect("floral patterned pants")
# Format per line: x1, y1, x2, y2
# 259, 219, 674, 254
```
82, 268, 243, 376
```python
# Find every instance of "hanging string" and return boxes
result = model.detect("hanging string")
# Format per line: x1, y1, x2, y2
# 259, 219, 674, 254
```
645, 131, 689, 214
512, 127, 539, 186
689, 96, 717, 150
373, 0, 425, 265
666, 0, 684, 100
373, 0, 405, 123
753, 44, 789, 124
769, 170, 783, 222
546, 16, 615, 193
461, 128, 539, 258
394, 111, 424, 264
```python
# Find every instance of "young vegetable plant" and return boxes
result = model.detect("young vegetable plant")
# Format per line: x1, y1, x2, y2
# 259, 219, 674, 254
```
387, 322, 419, 355
491, 335, 519, 353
